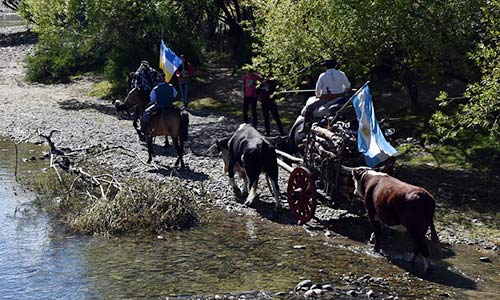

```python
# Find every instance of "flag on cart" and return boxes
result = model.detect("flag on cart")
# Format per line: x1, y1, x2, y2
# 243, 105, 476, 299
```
159, 40, 182, 83
352, 83, 398, 167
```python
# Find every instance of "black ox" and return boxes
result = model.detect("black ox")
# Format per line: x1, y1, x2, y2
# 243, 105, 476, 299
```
216, 124, 282, 210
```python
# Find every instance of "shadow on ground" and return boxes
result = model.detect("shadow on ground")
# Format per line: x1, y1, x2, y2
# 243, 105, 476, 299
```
0, 29, 37, 47
147, 164, 209, 182
59, 98, 117, 117
314, 208, 478, 290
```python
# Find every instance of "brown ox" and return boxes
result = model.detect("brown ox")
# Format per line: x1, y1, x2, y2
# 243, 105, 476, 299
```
352, 168, 439, 273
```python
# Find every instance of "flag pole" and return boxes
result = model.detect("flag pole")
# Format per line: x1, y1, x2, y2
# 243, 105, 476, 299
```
331, 81, 370, 123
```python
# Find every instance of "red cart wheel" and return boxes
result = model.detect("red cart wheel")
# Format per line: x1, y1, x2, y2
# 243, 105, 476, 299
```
287, 166, 316, 224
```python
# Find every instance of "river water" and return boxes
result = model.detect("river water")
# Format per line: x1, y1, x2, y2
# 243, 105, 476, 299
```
1, 138, 499, 299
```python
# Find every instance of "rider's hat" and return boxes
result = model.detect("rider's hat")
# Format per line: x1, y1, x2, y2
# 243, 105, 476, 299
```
324, 58, 338, 69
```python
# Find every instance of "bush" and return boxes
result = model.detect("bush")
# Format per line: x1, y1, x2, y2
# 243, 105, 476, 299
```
21, 0, 204, 93
30, 167, 200, 235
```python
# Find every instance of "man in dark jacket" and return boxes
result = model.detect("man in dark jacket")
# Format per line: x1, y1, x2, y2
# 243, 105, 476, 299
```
130, 60, 159, 92
142, 73, 178, 128
257, 78, 285, 136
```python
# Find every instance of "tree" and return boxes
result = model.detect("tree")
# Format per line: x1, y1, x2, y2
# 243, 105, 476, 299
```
19, 0, 202, 90
249, 0, 484, 107
18, 0, 255, 89
213, 0, 254, 63
431, 1, 500, 140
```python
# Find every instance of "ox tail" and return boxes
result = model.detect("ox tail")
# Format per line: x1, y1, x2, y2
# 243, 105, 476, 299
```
430, 222, 439, 245
180, 110, 189, 142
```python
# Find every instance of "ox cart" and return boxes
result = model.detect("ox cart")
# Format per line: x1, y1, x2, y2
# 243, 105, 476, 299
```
275, 82, 397, 224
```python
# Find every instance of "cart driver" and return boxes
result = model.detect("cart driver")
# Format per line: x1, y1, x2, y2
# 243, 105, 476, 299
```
300, 59, 352, 129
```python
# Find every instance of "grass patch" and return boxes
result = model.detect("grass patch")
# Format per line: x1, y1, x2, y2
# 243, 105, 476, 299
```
187, 97, 243, 117
396, 143, 472, 169
89, 80, 113, 99
27, 164, 200, 235
185, 97, 297, 129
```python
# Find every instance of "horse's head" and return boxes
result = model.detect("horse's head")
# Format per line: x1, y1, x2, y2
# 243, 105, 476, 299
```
124, 87, 150, 108
115, 87, 150, 115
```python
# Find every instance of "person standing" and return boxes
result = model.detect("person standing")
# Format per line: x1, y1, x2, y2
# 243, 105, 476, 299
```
242, 67, 261, 128
175, 55, 195, 109
258, 78, 285, 136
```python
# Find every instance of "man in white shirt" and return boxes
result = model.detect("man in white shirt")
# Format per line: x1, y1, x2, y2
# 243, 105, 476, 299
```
315, 59, 351, 100
298, 59, 352, 133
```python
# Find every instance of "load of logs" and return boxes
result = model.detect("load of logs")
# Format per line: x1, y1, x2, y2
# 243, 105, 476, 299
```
305, 120, 361, 203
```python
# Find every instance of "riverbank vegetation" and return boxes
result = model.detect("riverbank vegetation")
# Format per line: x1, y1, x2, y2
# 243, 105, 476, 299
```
29, 165, 200, 235
18, 139, 200, 235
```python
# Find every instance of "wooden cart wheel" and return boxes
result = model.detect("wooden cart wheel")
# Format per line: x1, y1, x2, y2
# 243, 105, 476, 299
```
287, 166, 316, 224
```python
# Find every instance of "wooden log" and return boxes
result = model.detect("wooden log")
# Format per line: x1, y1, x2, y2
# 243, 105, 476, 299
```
314, 135, 334, 150
311, 124, 339, 141
313, 142, 336, 159
275, 149, 303, 164
276, 158, 294, 173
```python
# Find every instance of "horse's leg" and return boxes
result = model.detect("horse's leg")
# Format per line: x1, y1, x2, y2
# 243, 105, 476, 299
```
164, 135, 170, 149
133, 118, 146, 142
147, 136, 154, 164
173, 137, 184, 168
179, 138, 184, 168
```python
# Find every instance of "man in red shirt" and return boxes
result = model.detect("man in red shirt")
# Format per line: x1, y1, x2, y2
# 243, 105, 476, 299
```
242, 67, 261, 128
175, 55, 195, 109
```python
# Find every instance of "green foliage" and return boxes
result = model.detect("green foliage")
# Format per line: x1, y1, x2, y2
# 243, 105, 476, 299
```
21, 0, 203, 90
249, 0, 483, 89
429, 1, 500, 171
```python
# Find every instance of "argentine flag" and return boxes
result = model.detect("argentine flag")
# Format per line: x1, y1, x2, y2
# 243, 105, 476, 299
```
352, 83, 398, 167
159, 40, 182, 83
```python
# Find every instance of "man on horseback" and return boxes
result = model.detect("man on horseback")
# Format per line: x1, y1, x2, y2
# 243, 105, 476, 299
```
138, 72, 188, 167
141, 72, 178, 130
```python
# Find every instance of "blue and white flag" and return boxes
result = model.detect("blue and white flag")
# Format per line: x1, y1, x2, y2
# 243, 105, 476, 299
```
352, 83, 398, 167
159, 40, 182, 83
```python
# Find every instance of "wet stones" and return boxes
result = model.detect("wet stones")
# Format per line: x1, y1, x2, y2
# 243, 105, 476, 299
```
295, 279, 312, 291
479, 256, 491, 262
294, 275, 397, 299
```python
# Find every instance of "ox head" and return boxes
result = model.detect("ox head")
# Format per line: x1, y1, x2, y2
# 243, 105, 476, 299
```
351, 167, 371, 198
213, 138, 231, 172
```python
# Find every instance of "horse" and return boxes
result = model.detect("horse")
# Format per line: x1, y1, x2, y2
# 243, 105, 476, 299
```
115, 87, 171, 148
142, 108, 189, 167
115, 86, 149, 120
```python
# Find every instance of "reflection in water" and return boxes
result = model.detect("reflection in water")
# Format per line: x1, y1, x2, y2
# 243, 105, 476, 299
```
0, 140, 97, 299
0, 138, 499, 300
